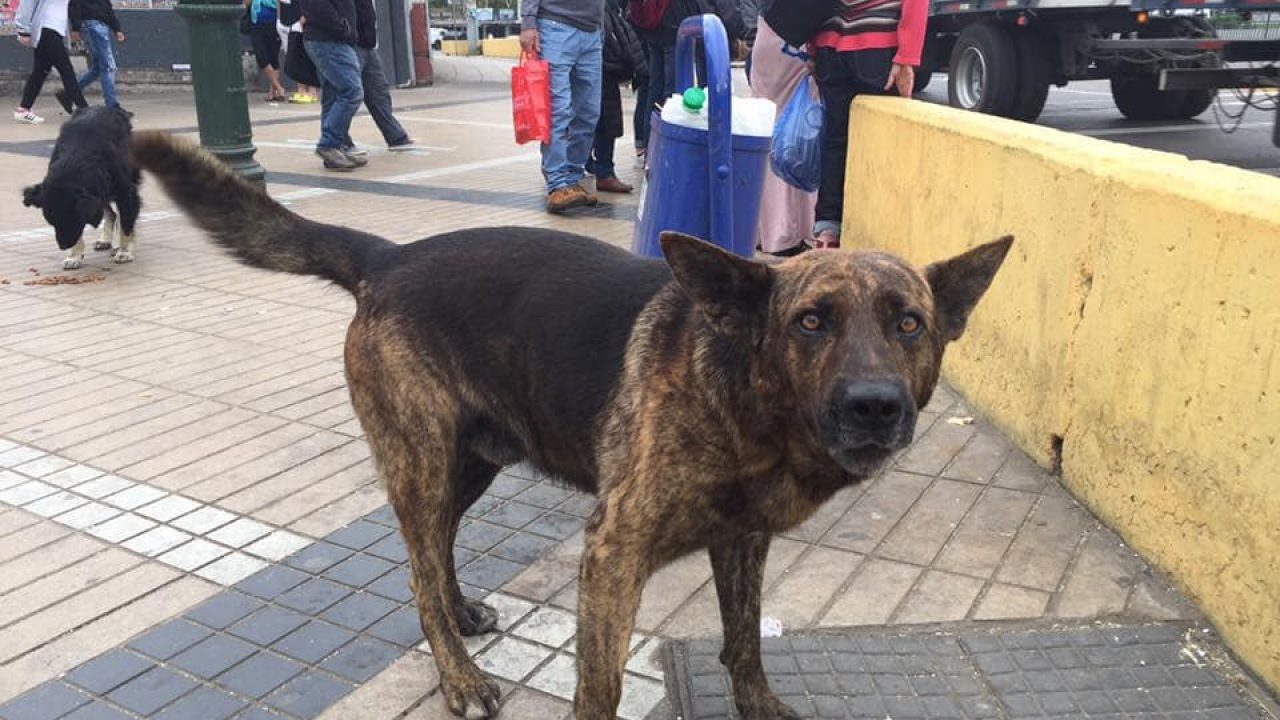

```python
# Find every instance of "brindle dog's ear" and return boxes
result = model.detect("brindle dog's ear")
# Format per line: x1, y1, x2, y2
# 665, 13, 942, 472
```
661, 231, 773, 336
925, 235, 1014, 342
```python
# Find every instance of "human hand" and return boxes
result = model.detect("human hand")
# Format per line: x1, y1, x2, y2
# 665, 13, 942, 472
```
519, 28, 539, 56
885, 63, 915, 99
70, 31, 80, 42
18, 34, 32, 47
116, 31, 125, 42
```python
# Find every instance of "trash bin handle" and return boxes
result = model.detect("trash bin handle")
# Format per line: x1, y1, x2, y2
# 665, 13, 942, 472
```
675, 14, 735, 254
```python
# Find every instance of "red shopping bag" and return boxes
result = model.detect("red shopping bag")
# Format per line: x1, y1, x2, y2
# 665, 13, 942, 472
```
512, 53, 552, 145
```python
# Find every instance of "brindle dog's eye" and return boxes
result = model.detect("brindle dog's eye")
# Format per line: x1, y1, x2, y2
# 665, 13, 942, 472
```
897, 314, 923, 337
798, 312, 825, 333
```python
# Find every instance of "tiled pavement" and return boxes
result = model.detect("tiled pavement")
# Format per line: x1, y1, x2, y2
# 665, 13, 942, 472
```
670, 623, 1278, 718
0, 76, 1260, 719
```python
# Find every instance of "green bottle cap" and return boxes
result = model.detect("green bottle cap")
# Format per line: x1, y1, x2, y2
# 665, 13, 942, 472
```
682, 87, 706, 113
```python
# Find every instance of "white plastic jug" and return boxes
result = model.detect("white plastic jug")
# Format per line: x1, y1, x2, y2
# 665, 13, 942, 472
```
659, 89, 775, 137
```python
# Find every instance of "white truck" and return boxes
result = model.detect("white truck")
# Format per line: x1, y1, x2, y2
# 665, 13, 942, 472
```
916, 0, 1280, 140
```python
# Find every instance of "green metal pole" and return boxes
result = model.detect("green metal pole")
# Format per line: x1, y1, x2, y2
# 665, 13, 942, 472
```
174, 0, 266, 187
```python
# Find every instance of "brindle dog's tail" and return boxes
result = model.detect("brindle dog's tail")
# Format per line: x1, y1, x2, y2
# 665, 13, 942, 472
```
129, 131, 391, 293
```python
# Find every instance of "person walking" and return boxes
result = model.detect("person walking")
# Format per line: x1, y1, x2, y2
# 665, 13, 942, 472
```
806, 0, 925, 248
302, 0, 366, 170
519, 0, 605, 213
61, 0, 124, 110
278, 0, 319, 103
587, 0, 646, 193
341, 0, 420, 155
245, 0, 288, 101
13, 0, 89, 124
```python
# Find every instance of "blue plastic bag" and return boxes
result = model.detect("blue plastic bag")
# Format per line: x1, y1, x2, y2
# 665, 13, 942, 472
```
770, 75, 824, 193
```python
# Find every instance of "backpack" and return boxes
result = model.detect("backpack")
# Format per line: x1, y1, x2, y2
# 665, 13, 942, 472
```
627, 0, 672, 31
763, 0, 840, 47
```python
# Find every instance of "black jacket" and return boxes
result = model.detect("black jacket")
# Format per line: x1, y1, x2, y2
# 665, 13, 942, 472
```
301, 0, 358, 45
648, 0, 746, 47
69, 0, 122, 33
604, 0, 647, 82
355, 0, 377, 49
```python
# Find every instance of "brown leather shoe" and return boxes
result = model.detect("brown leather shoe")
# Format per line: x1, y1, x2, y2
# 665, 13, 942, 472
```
595, 176, 633, 194
547, 186, 589, 214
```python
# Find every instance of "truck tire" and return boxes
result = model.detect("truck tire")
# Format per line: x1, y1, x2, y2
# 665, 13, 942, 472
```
1176, 88, 1214, 119
1110, 73, 1181, 120
1112, 16, 1218, 121
1009, 29, 1051, 122
913, 69, 934, 94
948, 23, 1019, 116
1171, 17, 1217, 118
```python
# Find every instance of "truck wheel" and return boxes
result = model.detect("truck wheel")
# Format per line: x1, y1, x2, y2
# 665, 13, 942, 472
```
913, 69, 934, 94
1113, 16, 1218, 121
1009, 30, 1051, 122
1110, 72, 1187, 121
948, 23, 1019, 116
1170, 17, 1217, 118
1175, 89, 1214, 118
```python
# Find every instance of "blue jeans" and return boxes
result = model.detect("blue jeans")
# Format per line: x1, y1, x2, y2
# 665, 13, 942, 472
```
350, 46, 409, 146
305, 39, 363, 151
77, 20, 117, 107
537, 18, 602, 192
586, 117, 615, 180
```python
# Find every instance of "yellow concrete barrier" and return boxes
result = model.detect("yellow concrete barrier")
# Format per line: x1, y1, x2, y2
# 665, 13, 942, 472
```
481, 37, 522, 59
440, 40, 471, 56
843, 96, 1280, 694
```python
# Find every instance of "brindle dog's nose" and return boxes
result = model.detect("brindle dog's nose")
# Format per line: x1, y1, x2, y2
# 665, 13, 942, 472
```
837, 380, 909, 435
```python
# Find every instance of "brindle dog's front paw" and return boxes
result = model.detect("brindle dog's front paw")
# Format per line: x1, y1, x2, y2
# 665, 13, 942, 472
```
442, 666, 500, 718
456, 598, 499, 636
93, 240, 113, 251
737, 693, 803, 720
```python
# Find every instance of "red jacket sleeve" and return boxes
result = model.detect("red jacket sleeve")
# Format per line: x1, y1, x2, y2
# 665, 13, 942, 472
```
895, 0, 928, 66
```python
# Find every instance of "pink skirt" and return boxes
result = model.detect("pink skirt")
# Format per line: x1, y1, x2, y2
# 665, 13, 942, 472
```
751, 19, 817, 255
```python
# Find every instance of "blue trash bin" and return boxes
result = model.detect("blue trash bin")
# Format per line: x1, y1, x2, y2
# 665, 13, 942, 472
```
632, 14, 770, 259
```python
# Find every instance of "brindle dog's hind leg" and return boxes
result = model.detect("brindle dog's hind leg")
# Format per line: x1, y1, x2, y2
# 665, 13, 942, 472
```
445, 454, 500, 636
710, 534, 800, 720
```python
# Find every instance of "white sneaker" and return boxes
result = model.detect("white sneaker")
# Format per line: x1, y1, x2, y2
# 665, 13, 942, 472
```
13, 109, 44, 124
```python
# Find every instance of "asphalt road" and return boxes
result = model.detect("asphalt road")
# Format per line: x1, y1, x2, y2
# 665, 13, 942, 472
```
915, 77, 1280, 177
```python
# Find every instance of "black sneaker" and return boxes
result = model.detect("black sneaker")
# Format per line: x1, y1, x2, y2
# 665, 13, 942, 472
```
387, 137, 421, 152
54, 90, 74, 115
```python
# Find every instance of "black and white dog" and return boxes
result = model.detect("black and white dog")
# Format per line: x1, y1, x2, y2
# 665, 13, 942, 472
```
23, 106, 142, 270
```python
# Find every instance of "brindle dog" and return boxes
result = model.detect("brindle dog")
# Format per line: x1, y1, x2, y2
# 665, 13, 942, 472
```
130, 132, 1012, 720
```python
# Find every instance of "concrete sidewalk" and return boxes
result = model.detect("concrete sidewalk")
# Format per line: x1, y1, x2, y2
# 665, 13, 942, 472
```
0, 85, 1266, 720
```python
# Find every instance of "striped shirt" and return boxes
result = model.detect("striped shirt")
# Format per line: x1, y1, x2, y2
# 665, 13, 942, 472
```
811, 0, 928, 66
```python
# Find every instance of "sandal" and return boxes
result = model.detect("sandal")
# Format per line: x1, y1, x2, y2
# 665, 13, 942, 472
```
813, 230, 840, 249
265, 92, 287, 102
